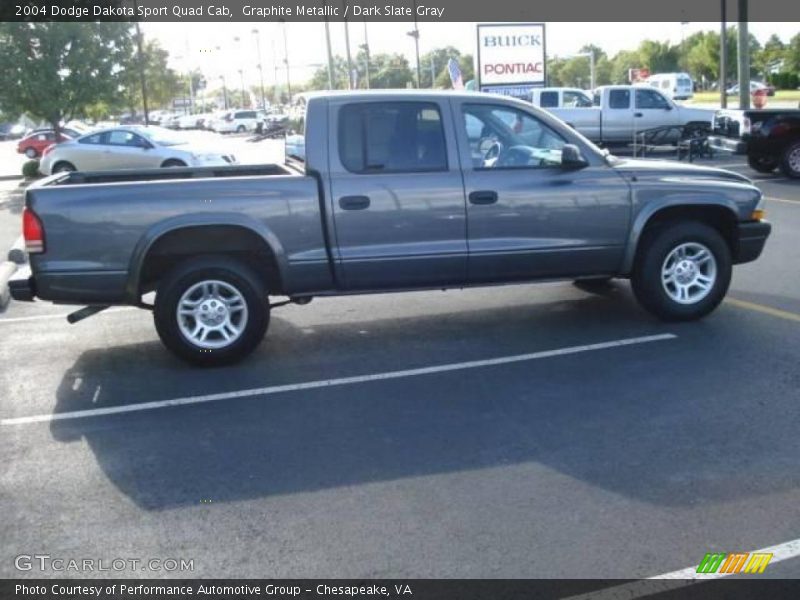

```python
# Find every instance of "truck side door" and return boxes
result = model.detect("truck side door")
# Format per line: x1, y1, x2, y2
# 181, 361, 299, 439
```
601, 88, 634, 143
327, 99, 467, 290
452, 99, 631, 283
634, 88, 680, 140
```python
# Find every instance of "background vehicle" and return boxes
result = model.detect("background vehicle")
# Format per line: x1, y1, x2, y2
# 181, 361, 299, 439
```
12, 91, 769, 366
646, 72, 694, 100
16, 130, 71, 158
709, 108, 800, 177
211, 110, 261, 133
726, 81, 776, 97
0, 122, 26, 140
532, 88, 594, 109
39, 126, 237, 174
549, 85, 713, 144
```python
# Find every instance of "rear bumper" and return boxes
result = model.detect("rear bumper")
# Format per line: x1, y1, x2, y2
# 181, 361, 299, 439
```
708, 135, 747, 155
735, 221, 771, 264
8, 266, 35, 302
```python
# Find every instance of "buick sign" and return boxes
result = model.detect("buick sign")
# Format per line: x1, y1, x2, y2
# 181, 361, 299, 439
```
477, 23, 546, 87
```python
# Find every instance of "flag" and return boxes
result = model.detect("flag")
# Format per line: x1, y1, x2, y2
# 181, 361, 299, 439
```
447, 58, 464, 90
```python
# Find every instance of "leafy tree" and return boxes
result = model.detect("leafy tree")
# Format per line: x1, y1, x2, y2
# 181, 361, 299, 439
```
307, 52, 413, 91
0, 23, 134, 136
418, 46, 474, 88
119, 39, 183, 115
785, 32, 800, 73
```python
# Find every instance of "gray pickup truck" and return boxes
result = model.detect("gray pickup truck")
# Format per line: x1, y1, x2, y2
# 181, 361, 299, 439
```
11, 91, 771, 366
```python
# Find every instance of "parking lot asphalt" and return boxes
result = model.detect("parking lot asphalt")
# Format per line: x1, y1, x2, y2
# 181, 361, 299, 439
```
1, 157, 799, 580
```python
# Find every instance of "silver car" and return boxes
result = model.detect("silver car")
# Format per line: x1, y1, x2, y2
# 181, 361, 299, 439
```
39, 126, 237, 175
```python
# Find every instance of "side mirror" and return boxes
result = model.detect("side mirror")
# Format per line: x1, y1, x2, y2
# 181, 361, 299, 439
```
561, 144, 589, 169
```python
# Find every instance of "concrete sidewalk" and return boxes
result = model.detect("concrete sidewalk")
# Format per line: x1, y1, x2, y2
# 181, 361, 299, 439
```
0, 177, 25, 310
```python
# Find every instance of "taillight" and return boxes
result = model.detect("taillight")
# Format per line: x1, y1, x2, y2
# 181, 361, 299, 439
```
22, 207, 45, 254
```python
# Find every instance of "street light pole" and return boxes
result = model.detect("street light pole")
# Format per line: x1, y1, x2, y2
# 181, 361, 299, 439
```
219, 75, 228, 110
361, 20, 371, 89
281, 20, 292, 100
323, 1, 335, 89
720, 0, 728, 108
132, 0, 149, 125
407, 2, 421, 88
737, 0, 750, 109
238, 69, 246, 108
342, 1, 354, 89
252, 28, 267, 109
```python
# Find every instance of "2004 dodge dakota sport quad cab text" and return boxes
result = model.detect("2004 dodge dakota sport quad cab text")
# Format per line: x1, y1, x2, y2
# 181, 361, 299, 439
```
10, 91, 771, 366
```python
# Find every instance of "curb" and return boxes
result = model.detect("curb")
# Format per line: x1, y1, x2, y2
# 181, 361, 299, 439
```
8, 236, 25, 264
0, 175, 22, 183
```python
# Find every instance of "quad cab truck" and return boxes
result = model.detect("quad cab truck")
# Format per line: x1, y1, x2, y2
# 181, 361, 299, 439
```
11, 91, 771, 366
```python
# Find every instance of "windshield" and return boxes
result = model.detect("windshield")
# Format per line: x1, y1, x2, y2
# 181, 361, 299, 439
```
137, 126, 186, 146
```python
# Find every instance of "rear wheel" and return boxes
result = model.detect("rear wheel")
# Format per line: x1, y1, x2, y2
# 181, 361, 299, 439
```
780, 141, 800, 179
631, 221, 731, 321
161, 159, 186, 168
52, 161, 76, 173
747, 154, 778, 173
153, 257, 270, 366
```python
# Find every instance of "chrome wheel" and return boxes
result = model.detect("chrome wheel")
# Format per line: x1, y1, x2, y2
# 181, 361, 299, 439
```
788, 146, 800, 173
661, 242, 717, 305
176, 280, 248, 349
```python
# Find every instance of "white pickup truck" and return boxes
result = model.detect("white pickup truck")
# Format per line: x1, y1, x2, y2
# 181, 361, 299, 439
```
548, 85, 714, 145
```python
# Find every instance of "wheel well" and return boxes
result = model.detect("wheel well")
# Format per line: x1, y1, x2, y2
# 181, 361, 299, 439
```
161, 158, 187, 167
637, 205, 738, 259
138, 226, 282, 295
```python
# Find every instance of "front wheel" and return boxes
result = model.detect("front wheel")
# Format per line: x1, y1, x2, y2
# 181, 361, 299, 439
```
154, 257, 270, 366
631, 222, 731, 321
780, 142, 800, 179
25, 147, 38, 159
748, 154, 779, 173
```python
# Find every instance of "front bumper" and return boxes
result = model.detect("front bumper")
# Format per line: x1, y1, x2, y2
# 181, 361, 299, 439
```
735, 221, 772, 264
708, 135, 748, 155
8, 265, 35, 302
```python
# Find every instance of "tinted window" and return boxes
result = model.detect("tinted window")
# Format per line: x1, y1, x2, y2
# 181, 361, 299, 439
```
635, 89, 670, 109
563, 91, 592, 108
236, 111, 256, 119
539, 91, 559, 108
461, 104, 566, 169
79, 133, 104, 145
338, 102, 447, 173
107, 130, 147, 147
609, 90, 630, 109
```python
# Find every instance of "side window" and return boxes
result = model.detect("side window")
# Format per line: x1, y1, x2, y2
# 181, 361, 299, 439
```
107, 131, 147, 147
461, 104, 566, 169
608, 90, 631, 109
338, 102, 447, 173
79, 133, 104, 145
636, 89, 670, 109
564, 91, 592, 108
661, 80, 670, 89
539, 91, 559, 108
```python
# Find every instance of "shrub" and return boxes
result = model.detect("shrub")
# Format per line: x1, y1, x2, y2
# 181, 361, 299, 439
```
22, 159, 41, 179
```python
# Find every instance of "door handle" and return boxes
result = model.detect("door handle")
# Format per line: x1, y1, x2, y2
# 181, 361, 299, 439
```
634, 112, 643, 117
469, 190, 498, 205
339, 195, 371, 210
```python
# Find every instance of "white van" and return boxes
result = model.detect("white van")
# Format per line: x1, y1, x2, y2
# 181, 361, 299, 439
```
646, 73, 694, 101
531, 87, 594, 109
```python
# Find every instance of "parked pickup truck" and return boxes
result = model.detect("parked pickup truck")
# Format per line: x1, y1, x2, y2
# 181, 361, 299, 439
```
548, 85, 714, 145
10, 91, 771, 366
708, 108, 800, 178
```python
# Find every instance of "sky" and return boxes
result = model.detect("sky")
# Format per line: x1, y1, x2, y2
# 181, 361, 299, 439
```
140, 21, 799, 90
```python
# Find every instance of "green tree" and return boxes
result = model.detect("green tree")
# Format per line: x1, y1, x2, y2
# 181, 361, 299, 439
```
784, 32, 800, 73
119, 39, 183, 115
0, 23, 133, 136
307, 52, 413, 91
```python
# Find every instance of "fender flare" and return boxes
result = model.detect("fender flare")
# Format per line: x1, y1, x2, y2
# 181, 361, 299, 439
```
125, 212, 288, 301
620, 197, 740, 275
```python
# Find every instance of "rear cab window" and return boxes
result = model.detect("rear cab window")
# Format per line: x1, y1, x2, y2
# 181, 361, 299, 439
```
608, 90, 631, 109
539, 91, 559, 108
338, 102, 448, 174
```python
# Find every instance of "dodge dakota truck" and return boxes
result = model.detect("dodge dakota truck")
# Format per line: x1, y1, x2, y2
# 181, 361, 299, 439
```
10, 91, 771, 366
548, 85, 714, 145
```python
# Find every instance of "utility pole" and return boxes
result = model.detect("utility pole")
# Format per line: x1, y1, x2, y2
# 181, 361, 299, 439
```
430, 58, 435, 88
407, 2, 421, 88
737, 0, 750, 109
323, 1, 335, 89
720, 0, 728, 108
342, 1, 354, 89
361, 20, 371, 89
238, 69, 246, 108
132, 0, 149, 125
271, 37, 279, 104
281, 20, 292, 100
219, 75, 228, 110
252, 29, 267, 109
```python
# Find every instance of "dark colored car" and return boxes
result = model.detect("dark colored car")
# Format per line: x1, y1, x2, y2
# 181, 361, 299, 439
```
709, 109, 800, 177
16, 130, 71, 159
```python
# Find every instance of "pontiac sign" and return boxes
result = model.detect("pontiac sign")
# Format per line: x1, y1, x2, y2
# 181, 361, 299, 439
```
477, 23, 546, 90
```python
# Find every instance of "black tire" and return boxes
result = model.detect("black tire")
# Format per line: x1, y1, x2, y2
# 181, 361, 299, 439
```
24, 147, 38, 159
779, 141, 800, 179
236, 124, 246, 133
161, 159, 187, 168
52, 161, 76, 173
631, 221, 732, 321
747, 154, 779, 173
153, 256, 270, 366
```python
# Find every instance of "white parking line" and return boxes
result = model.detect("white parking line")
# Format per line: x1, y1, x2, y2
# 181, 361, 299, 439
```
563, 537, 800, 599
0, 307, 137, 324
1, 333, 676, 426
